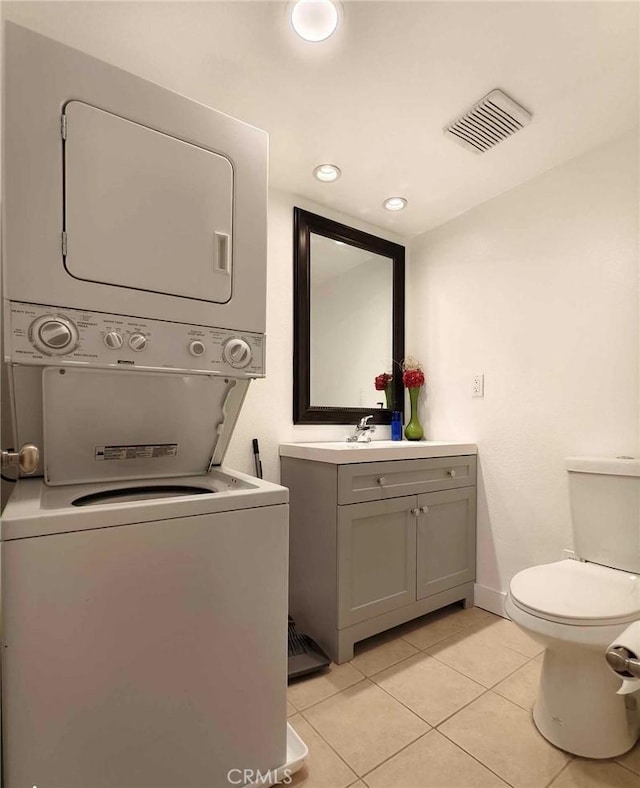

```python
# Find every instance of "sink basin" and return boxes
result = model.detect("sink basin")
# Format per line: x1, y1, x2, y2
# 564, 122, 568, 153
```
279, 440, 477, 464
317, 441, 402, 448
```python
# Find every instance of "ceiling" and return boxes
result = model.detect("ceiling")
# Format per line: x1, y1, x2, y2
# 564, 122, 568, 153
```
4, 1, 638, 238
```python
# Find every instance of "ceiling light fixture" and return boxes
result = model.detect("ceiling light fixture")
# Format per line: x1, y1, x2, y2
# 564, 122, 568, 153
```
313, 164, 341, 182
290, 0, 339, 43
383, 197, 407, 211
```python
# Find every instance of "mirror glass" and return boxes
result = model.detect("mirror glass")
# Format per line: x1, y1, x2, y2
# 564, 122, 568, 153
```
293, 208, 405, 425
310, 233, 393, 408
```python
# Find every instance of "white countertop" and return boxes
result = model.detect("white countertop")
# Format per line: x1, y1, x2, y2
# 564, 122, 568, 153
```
279, 440, 477, 464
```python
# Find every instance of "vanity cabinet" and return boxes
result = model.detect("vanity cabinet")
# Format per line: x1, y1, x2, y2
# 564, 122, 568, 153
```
281, 451, 477, 663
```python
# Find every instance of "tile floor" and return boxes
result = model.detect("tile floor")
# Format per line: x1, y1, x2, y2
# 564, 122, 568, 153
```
286, 604, 640, 788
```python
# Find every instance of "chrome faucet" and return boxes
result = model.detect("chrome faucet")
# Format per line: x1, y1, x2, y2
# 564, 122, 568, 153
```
346, 415, 376, 443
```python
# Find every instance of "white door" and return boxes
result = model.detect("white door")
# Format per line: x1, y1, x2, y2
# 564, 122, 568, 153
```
64, 101, 234, 303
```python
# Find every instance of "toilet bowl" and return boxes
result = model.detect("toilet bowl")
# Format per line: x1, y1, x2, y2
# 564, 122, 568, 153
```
506, 559, 640, 758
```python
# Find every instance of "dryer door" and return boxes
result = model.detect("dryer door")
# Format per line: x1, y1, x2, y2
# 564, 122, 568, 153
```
63, 101, 233, 304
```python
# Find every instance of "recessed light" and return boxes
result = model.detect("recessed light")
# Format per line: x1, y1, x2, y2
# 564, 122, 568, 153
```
290, 0, 339, 42
383, 197, 407, 211
313, 164, 341, 182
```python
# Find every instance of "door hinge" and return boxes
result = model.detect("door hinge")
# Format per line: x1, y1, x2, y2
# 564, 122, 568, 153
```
61, 114, 67, 140
61, 231, 68, 256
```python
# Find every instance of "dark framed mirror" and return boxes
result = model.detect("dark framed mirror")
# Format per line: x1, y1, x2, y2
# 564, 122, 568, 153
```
293, 208, 405, 425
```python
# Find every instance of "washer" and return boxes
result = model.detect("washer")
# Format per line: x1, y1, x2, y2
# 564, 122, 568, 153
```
1, 471, 290, 787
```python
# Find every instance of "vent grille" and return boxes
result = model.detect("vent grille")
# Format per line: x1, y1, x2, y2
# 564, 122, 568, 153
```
444, 89, 532, 154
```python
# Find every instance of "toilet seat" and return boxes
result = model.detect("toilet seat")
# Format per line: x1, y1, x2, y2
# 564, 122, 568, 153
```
509, 559, 640, 627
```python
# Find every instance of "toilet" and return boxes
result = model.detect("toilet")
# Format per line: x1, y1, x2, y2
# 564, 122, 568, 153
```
505, 456, 640, 759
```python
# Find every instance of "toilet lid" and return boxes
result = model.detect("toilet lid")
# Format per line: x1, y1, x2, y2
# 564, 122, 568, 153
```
510, 560, 640, 626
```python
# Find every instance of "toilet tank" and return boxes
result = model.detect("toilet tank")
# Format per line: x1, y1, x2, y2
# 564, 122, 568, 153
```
567, 457, 640, 574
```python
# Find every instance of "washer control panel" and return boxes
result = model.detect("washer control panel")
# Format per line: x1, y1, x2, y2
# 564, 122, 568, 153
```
7, 302, 265, 376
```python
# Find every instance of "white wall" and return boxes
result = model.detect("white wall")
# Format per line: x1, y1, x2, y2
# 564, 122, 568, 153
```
407, 131, 639, 608
223, 189, 403, 482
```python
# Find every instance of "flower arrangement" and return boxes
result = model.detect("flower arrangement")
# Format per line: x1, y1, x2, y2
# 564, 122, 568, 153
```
402, 356, 425, 389
374, 371, 394, 409
402, 356, 425, 440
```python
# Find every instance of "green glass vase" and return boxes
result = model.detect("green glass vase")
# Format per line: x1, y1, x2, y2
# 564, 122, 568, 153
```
404, 386, 424, 441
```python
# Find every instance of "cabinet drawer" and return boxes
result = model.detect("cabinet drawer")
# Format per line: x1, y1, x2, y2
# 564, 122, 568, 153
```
338, 455, 476, 505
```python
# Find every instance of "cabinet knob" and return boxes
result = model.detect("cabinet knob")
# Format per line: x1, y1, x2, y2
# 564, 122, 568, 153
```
420, 506, 429, 514
411, 507, 420, 516
377, 477, 387, 486
447, 469, 457, 477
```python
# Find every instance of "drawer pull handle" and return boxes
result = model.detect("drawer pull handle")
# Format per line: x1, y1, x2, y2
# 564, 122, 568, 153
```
447, 469, 457, 477
420, 506, 429, 514
377, 477, 387, 485
411, 507, 420, 516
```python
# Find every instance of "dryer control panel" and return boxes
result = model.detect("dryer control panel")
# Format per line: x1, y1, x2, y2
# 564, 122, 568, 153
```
6, 302, 265, 377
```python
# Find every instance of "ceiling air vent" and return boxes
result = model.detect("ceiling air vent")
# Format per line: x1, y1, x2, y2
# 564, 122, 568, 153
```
444, 89, 532, 154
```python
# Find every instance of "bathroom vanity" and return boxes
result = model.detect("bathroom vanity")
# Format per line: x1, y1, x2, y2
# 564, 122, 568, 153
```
280, 441, 478, 663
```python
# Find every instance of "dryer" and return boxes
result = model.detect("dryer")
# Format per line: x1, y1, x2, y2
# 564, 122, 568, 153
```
3, 22, 267, 332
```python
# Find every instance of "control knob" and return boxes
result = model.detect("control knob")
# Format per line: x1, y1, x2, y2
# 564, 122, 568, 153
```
189, 340, 206, 357
104, 331, 124, 350
30, 314, 78, 356
223, 338, 252, 368
128, 333, 147, 352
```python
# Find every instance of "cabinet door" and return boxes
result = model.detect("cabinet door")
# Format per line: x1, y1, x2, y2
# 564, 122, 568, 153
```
416, 488, 476, 600
338, 497, 417, 627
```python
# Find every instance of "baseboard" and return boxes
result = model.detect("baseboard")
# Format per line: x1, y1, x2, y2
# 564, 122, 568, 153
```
474, 583, 507, 618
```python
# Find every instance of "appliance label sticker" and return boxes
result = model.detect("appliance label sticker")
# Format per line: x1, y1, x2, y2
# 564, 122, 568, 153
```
95, 444, 178, 461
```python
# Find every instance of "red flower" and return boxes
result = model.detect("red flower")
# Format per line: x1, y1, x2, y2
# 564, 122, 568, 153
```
375, 372, 392, 391
403, 369, 425, 388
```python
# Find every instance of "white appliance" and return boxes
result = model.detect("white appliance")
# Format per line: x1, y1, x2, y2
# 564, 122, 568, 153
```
1, 23, 306, 787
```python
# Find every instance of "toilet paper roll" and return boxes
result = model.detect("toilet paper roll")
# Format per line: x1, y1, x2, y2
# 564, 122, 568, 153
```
607, 621, 640, 695
617, 679, 639, 695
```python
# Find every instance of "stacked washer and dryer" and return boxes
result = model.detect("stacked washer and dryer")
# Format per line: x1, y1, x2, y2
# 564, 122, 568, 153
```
1, 23, 305, 787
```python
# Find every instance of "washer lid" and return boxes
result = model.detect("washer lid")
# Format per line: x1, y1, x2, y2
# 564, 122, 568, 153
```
42, 366, 248, 485
510, 560, 640, 625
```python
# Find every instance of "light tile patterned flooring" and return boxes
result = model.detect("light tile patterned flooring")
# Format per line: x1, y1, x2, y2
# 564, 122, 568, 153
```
287, 605, 640, 788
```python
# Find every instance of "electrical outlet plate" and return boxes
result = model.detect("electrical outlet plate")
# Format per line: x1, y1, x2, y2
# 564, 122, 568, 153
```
472, 374, 484, 398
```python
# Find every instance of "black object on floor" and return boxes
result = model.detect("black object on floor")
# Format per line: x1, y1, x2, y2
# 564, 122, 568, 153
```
287, 616, 330, 681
